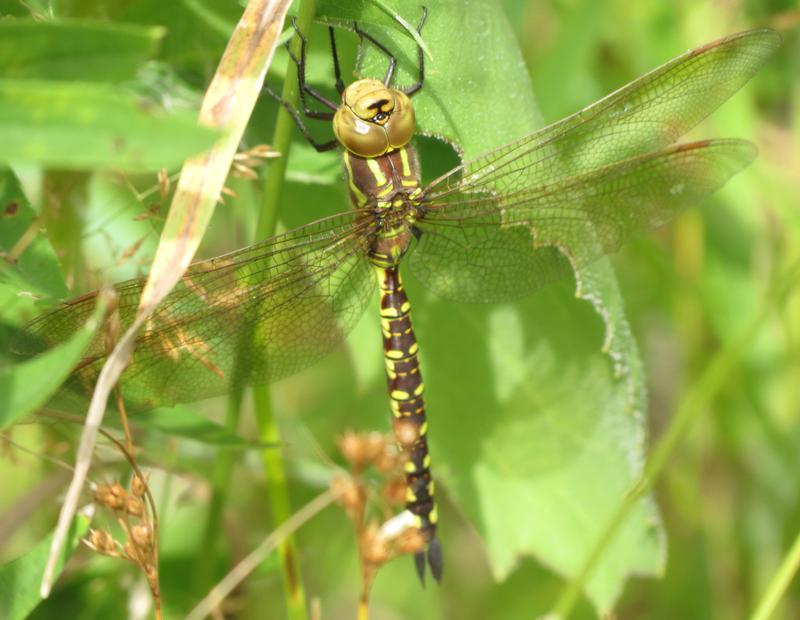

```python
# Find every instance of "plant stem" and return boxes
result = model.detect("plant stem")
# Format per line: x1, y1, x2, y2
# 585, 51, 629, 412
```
253, 1, 317, 619
549, 261, 799, 618
186, 489, 337, 620
194, 384, 244, 593
253, 385, 308, 619
749, 526, 800, 620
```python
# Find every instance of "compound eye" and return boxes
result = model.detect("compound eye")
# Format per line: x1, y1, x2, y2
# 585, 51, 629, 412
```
384, 90, 415, 149
333, 106, 389, 158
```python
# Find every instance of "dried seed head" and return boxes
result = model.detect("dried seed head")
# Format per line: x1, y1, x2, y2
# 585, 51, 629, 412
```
363, 432, 387, 464
95, 482, 126, 510
361, 521, 389, 566
373, 448, 399, 474
331, 475, 365, 518
88, 529, 117, 554
131, 524, 152, 549
394, 528, 426, 556
125, 495, 144, 517
123, 541, 137, 561
131, 474, 147, 497
338, 430, 366, 468
109, 482, 127, 509
392, 418, 420, 448
93, 484, 112, 505
382, 475, 407, 506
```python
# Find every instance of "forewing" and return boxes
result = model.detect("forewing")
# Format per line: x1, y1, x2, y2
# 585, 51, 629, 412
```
425, 29, 778, 201
14, 212, 377, 410
411, 140, 756, 302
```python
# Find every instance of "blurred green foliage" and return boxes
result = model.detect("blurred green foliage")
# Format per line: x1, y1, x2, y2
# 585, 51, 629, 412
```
0, 0, 797, 619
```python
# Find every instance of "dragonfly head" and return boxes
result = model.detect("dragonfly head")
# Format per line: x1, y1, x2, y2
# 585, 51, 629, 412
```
333, 78, 415, 158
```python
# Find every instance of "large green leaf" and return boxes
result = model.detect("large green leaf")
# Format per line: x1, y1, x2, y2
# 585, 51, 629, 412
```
0, 80, 219, 171
0, 20, 162, 82
0, 511, 91, 620
318, 0, 663, 611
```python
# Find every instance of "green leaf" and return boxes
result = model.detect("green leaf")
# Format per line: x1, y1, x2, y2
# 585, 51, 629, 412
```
0, 20, 163, 82
319, 0, 662, 611
319, 0, 543, 148
0, 293, 106, 429
0, 168, 69, 324
0, 80, 219, 171
133, 405, 270, 447
0, 511, 91, 620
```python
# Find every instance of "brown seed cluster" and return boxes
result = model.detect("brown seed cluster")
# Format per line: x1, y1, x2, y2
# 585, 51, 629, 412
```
85, 473, 160, 606
333, 430, 423, 600
230, 144, 280, 181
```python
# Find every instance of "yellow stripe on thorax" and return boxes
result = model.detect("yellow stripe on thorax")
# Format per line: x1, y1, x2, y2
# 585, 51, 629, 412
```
366, 157, 388, 187
343, 153, 368, 207
398, 146, 412, 177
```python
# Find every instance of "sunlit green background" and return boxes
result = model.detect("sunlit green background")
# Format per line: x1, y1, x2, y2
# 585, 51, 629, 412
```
0, 0, 798, 619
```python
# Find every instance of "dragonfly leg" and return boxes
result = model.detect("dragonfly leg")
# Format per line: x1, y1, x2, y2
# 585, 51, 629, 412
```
287, 16, 338, 115
328, 26, 346, 95
262, 85, 338, 152
353, 20, 398, 86
403, 6, 428, 97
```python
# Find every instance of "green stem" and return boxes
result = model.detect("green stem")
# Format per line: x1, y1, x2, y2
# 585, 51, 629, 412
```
253, 384, 308, 619
749, 526, 800, 620
550, 261, 799, 618
194, 385, 244, 593
252, 1, 317, 619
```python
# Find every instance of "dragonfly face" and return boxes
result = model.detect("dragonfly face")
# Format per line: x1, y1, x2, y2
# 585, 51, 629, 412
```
333, 78, 416, 158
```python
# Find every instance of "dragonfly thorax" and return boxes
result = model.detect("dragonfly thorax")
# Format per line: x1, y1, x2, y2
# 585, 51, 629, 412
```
333, 78, 415, 158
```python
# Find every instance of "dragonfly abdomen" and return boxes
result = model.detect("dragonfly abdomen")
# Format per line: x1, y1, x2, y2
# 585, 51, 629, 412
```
375, 265, 442, 581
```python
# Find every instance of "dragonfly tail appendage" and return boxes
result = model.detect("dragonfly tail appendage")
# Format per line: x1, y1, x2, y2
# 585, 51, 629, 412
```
376, 266, 442, 583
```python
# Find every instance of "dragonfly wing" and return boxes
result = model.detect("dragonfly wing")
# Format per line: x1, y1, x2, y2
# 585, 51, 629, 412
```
15, 213, 377, 410
424, 29, 778, 202
410, 139, 755, 302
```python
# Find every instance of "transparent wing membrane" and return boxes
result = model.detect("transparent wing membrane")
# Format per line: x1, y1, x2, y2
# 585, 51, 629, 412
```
412, 140, 755, 301
14, 213, 377, 410
412, 30, 777, 301
425, 30, 777, 201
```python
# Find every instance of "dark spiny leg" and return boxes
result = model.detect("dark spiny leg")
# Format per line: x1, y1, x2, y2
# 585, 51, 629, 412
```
263, 85, 338, 152
403, 6, 428, 96
287, 17, 338, 113
375, 266, 442, 584
329, 26, 345, 94
354, 21, 397, 86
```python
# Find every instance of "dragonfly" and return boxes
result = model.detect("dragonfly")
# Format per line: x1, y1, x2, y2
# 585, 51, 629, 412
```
14, 10, 779, 583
